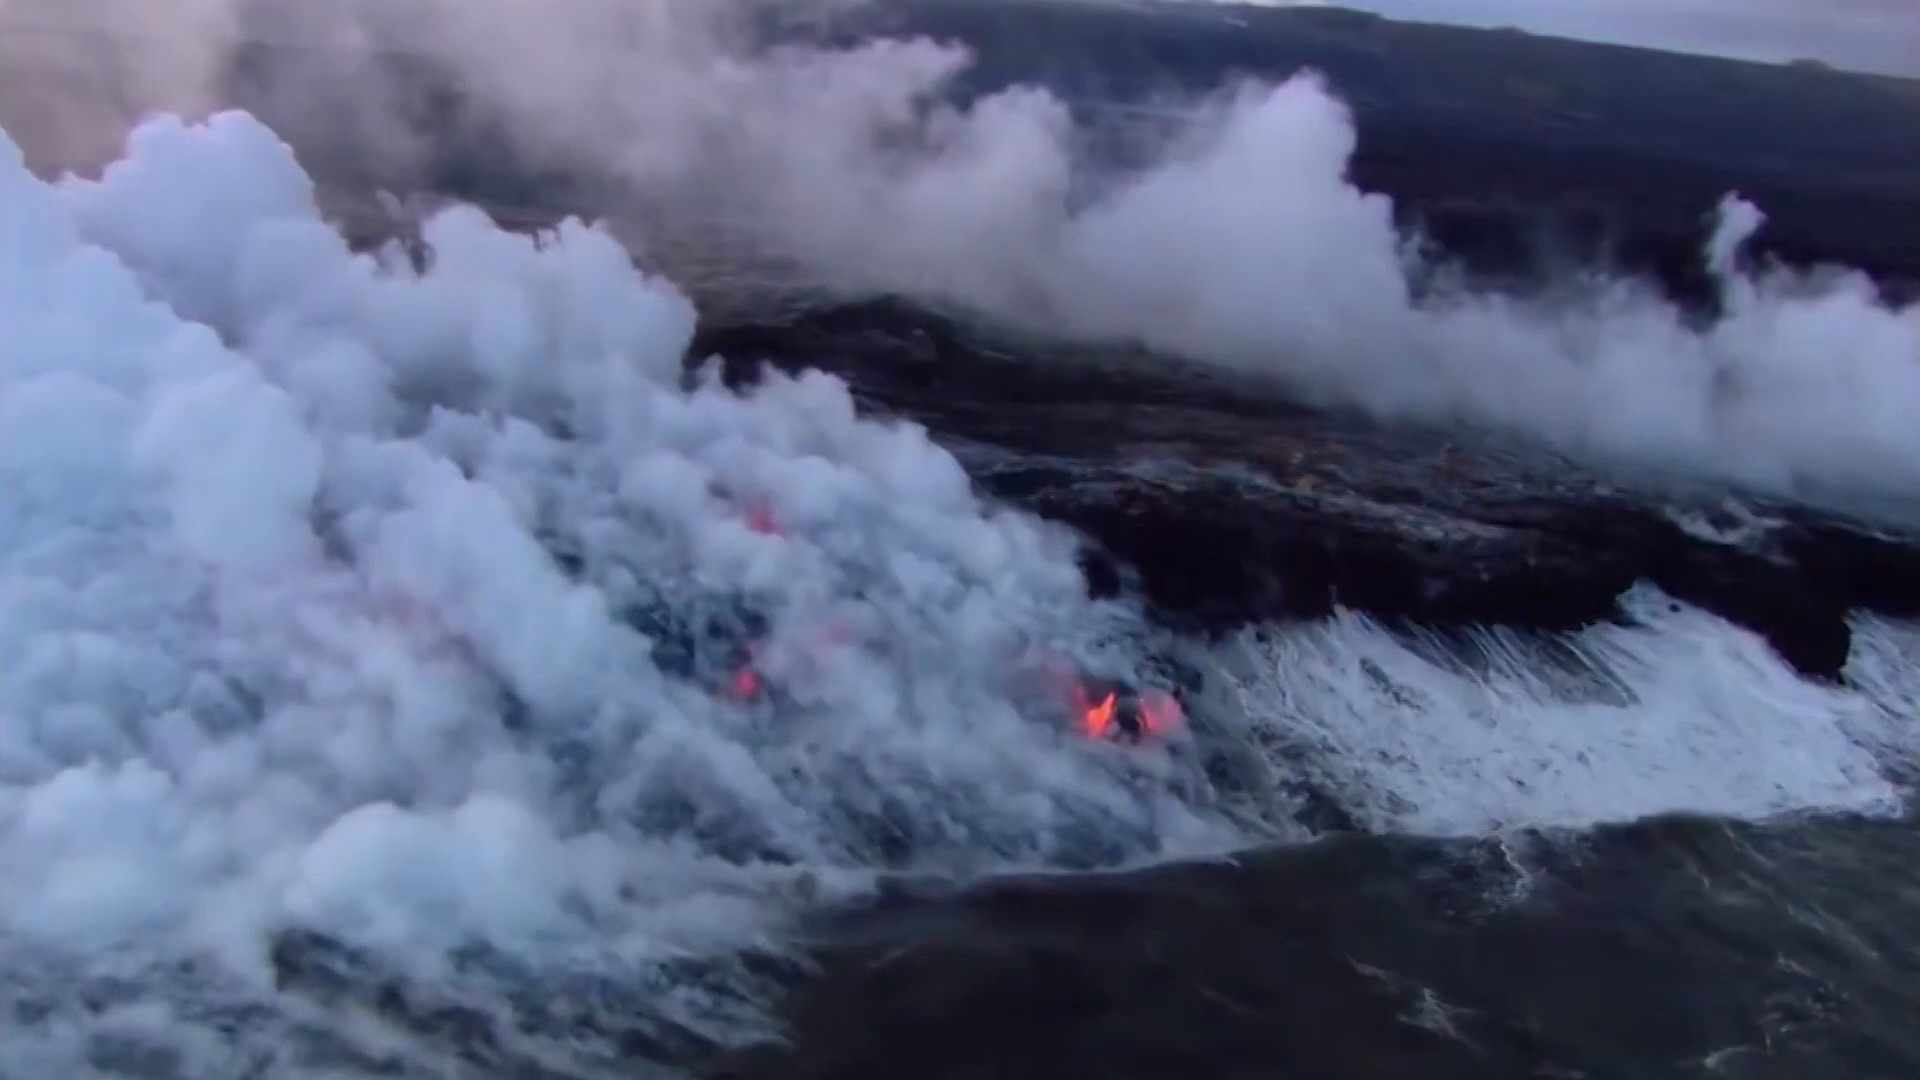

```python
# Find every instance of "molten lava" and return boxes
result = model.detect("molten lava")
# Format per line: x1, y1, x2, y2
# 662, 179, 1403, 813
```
1140, 688, 1184, 734
728, 667, 762, 700
1080, 690, 1117, 739
1070, 680, 1183, 742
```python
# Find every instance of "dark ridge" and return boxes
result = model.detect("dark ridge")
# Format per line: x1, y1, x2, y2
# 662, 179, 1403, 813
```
10, 0, 1903, 309
776, 0, 1920, 304
12, 5, 1916, 310
695, 297, 1920, 681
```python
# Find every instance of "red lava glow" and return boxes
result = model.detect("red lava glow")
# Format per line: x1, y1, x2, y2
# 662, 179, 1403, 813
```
743, 502, 782, 535
1070, 681, 1183, 741
1141, 688, 1184, 734
1078, 688, 1117, 739
728, 667, 762, 700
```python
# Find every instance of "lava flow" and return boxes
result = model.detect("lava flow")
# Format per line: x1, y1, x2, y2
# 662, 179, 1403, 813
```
1073, 683, 1185, 742
1082, 690, 1118, 739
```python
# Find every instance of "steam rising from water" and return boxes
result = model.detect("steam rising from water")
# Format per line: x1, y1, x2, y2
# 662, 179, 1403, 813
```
7, 0, 1920, 505
2, 105, 1232, 932
6, 5, 1920, 1068
281, 1, 1920, 507
0, 106, 1251, 1073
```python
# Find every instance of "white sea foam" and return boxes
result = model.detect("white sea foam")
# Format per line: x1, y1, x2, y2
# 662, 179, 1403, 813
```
1209, 586, 1915, 837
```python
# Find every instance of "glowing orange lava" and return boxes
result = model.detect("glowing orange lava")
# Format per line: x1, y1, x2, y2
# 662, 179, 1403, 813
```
1080, 690, 1117, 739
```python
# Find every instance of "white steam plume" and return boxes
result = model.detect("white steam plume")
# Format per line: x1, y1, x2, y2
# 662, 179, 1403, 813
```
7, 1, 1919, 508
0, 0, 243, 172
2, 106, 1253, 1071
1038, 78, 1920, 507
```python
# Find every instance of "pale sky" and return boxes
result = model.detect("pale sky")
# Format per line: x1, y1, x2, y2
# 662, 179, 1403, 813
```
1279, 0, 1920, 77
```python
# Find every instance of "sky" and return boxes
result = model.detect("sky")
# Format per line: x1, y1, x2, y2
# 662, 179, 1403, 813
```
1305, 0, 1920, 77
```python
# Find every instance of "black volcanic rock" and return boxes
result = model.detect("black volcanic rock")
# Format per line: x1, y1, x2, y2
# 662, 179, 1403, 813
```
695, 298, 1920, 682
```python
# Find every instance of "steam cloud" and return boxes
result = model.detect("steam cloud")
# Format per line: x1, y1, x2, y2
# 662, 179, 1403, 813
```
6, 0, 1919, 509
2, 103, 1257, 1070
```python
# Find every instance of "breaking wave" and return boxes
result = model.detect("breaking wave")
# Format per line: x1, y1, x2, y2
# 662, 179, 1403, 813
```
1208, 588, 1920, 837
